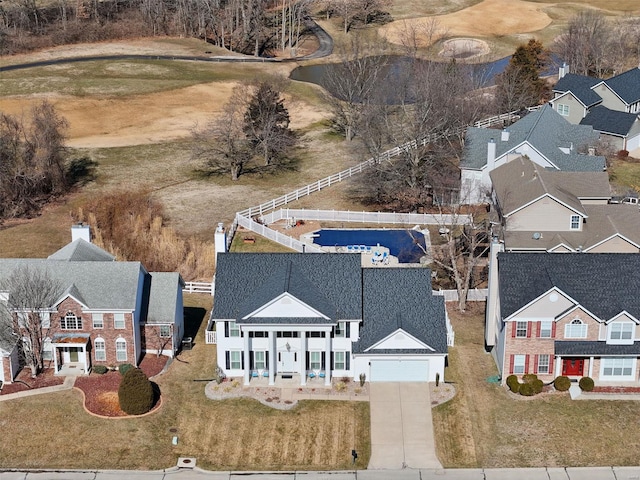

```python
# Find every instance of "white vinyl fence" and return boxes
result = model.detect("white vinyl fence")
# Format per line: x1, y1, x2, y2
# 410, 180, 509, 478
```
235, 213, 324, 253
435, 288, 488, 302
259, 208, 471, 226
182, 281, 213, 295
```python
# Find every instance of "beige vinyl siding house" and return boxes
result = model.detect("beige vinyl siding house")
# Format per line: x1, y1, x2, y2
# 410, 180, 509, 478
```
507, 198, 582, 232
553, 92, 588, 124
594, 83, 629, 112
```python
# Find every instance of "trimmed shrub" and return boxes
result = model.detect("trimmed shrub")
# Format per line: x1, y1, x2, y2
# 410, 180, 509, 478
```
554, 375, 571, 392
579, 376, 595, 392
93, 365, 108, 375
506, 374, 520, 393
118, 363, 134, 376
519, 382, 535, 396
618, 149, 629, 158
532, 379, 544, 395
118, 368, 155, 415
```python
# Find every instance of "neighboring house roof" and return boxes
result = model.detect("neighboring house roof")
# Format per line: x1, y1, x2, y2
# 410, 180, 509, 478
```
503, 204, 640, 252
602, 67, 640, 105
497, 253, 640, 320
212, 253, 363, 322
146, 272, 185, 324
490, 157, 610, 217
0, 259, 144, 311
354, 268, 447, 354
461, 105, 605, 172
553, 73, 602, 107
580, 106, 639, 137
47, 239, 115, 262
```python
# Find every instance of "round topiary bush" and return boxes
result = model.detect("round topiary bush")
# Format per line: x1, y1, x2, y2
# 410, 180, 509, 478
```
118, 367, 155, 415
554, 375, 571, 392
532, 379, 544, 395
579, 376, 595, 392
506, 374, 520, 393
118, 363, 134, 376
93, 365, 108, 375
519, 382, 535, 396
522, 373, 538, 384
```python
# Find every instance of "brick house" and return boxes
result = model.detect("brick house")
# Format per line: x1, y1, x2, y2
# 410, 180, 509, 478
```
0, 226, 184, 383
486, 251, 640, 386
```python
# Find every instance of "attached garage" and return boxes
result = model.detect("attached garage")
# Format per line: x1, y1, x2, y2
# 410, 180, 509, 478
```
626, 133, 640, 152
370, 359, 429, 382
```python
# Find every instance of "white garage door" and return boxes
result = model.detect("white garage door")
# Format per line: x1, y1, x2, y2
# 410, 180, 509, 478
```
370, 359, 429, 382
627, 134, 640, 152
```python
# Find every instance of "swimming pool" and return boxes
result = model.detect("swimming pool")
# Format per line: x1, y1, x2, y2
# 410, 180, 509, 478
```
313, 229, 427, 263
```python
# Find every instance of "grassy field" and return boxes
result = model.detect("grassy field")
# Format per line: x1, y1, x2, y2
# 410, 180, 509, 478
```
433, 303, 640, 468
0, 294, 370, 470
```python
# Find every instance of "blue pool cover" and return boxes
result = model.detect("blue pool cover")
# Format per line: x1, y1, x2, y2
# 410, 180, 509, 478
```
313, 229, 426, 263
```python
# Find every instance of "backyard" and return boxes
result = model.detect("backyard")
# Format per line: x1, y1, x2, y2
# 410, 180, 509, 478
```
433, 303, 640, 468
0, 294, 370, 470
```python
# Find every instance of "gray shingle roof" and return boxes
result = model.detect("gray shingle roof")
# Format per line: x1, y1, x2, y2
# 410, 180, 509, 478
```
555, 341, 640, 356
147, 272, 184, 324
354, 268, 447, 354
580, 106, 639, 137
47, 239, 115, 262
553, 73, 602, 107
498, 253, 640, 321
212, 253, 363, 322
0, 259, 144, 310
604, 67, 640, 105
461, 105, 605, 172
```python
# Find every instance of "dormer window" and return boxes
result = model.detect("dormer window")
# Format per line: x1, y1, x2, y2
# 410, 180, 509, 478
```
570, 215, 581, 230
608, 322, 634, 345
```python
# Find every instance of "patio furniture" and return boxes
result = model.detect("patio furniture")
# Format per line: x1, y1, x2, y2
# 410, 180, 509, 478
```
319, 372, 326, 378
365, 246, 372, 254
263, 371, 269, 377
308, 372, 316, 379
251, 371, 259, 378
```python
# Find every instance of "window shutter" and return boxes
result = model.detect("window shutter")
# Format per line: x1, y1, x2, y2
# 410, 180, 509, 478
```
225, 351, 230, 370
346, 354, 350, 371
330, 353, 334, 370
305, 351, 310, 369
346, 322, 351, 338
225, 322, 229, 337
241, 355, 244, 370
509, 355, 514, 374
548, 355, 554, 375
524, 354, 530, 374
536, 322, 541, 337
249, 351, 254, 370
551, 322, 556, 338
527, 323, 532, 338
511, 322, 516, 338
321, 352, 326, 370
533, 354, 538, 374
265, 351, 269, 369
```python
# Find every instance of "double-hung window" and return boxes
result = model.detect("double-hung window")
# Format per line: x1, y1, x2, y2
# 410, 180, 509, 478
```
537, 354, 550, 374
42, 338, 53, 361
565, 319, 587, 338
513, 354, 526, 374
515, 321, 528, 338
539, 321, 552, 338
229, 321, 240, 337
95, 339, 106, 361
334, 322, 347, 338
114, 313, 125, 329
602, 357, 634, 378
334, 351, 345, 370
92, 313, 104, 329
570, 215, 581, 230
254, 351, 266, 370
558, 104, 569, 116
609, 323, 634, 343
115, 339, 127, 361
229, 350, 242, 369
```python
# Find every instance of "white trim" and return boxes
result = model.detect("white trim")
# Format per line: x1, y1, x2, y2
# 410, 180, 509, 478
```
600, 357, 636, 380
54, 294, 89, 310
551, 90, 590, 109
583, 233, 640, 252
482, 140, 561, 173
363, 327, 435, 353
503, 287, 575, 323
242, 292, 330, 320
605, 311, 640, 325
548, 243, 576, 253
591, 81, 631, 108
554, 303, 602, 324
606, 322, 635, 345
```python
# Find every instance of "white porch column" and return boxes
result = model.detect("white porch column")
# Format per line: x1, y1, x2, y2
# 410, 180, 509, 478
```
300, 333, 307, 386
243, 332, 250, 386
82, 344, 89, 373
325, 333, 331, 386
555, 356, 562, 377
588, 356, 594, 378
268, 331, 275, 386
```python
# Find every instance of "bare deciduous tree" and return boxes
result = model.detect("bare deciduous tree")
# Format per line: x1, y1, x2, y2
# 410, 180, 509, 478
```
0, 266, 63, 377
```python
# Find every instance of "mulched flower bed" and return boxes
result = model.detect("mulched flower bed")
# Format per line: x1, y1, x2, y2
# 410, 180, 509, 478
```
1, 367, 64, 395
592, 386, 640, 394
74, 355, 168, 417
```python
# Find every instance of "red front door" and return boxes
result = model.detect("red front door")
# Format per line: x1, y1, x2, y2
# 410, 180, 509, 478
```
562, 358, 584, 376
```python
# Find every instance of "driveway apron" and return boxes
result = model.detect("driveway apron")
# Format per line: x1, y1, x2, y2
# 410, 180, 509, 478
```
368, 382, 442, 470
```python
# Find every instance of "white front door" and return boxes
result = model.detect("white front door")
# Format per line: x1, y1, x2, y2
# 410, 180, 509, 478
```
280, 351, 295, 373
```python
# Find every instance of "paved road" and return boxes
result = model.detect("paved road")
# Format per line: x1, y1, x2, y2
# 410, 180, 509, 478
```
2, 467, 640, 479
368, 383, 442, 470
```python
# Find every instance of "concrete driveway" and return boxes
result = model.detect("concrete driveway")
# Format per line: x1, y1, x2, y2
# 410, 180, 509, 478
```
368, 382, 442, 470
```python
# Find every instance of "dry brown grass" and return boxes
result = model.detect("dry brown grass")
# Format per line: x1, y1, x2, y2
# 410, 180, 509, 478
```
434, 303, 640, 468
0, 294, 370, 470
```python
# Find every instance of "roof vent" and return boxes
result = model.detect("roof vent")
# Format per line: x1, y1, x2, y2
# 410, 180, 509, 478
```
532, 232, 542, 240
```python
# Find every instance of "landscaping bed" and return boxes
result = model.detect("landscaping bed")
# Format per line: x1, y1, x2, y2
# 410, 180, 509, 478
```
0, 367, 64, 395
74, 355, 168, 417
592, 386, 640, 394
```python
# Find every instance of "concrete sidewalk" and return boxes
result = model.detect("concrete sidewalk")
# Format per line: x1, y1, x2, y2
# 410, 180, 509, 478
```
0, 375, 76, 402
368, 382, 442, 470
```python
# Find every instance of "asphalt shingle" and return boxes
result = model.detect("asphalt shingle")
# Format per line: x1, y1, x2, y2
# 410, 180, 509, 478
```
580, 105, 639, 137
553, 73, 602, 107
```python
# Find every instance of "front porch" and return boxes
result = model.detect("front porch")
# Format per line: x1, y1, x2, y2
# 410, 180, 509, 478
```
51, 333, 91, 377
244, 371, 333, 388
